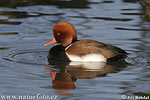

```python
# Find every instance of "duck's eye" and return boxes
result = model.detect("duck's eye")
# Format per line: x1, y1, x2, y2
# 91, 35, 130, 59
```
57, 33, 61, 36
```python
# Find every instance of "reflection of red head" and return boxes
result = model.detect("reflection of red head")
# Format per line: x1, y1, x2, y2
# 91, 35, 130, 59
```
52, 81, 75, 91
51, 72, 75, 91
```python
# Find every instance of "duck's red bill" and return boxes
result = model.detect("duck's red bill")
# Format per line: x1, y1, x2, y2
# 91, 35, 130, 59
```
44, 37, 57, 46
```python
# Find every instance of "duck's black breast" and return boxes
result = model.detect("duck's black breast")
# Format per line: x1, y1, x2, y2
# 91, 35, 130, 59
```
48, 45, 70, 62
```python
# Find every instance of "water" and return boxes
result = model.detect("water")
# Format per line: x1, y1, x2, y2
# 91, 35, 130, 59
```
0, 0, 150, 100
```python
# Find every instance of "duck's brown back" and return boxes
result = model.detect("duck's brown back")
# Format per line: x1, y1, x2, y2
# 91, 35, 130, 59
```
66, 40, 129, 61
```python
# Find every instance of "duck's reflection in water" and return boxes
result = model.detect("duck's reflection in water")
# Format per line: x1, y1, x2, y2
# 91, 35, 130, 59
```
45, 59, 129, 96
50, 70, 76, 91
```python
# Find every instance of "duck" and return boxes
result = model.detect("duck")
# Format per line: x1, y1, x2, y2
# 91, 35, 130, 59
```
44, 21, 130, 62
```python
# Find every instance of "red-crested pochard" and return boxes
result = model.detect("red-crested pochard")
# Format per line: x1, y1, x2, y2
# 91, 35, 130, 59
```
44, 21, 130, 62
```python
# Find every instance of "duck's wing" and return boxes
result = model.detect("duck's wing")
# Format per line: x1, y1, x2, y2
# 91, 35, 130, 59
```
66, 40, 129, 61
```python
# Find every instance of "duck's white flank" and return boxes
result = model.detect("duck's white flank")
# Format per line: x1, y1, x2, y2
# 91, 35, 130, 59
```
66, 53, 107, 62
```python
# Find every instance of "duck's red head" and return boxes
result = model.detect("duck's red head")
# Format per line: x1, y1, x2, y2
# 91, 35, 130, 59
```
44, 21, 77, 47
